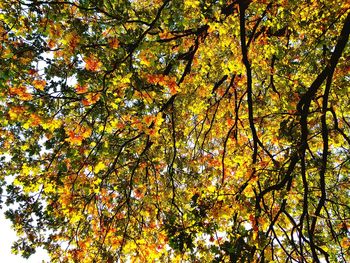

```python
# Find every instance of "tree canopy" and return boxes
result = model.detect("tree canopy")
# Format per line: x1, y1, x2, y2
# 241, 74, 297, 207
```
0, 0, 350, 262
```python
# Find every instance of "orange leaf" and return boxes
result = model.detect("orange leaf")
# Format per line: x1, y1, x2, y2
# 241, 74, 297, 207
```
143, 115, 155, 126
75, 84, 88, 94
33, 79, 46, 91
84, 55, 102, 71
82, 93, 100, 106
9, 86, 33, 101
29, 113, 41, 126
108, 37, 119, 49
66, 32, 80, 51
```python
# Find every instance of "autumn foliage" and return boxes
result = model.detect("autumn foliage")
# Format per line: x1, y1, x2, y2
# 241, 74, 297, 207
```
0, 0, 350, 262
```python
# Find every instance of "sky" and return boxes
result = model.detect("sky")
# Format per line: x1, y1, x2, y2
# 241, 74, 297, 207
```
0, 207, 50, 262
0, 210, 50, 262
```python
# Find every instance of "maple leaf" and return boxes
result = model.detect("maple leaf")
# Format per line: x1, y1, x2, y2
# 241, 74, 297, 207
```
2, 1, 350, 262
47, 39, 56, 49
75, 84, 88, 94
143, 115, 155, 126
8, 106, 25, 120
28, 69, 37, 76
66, 130, 84, 145
23, 113, 42, 129
82, 92, 100, 106
9, 86, 33, 101
64, 32, 80, 51
84, 55, 102, 71
65, 125, 92, 146
32, 79, 46, 91
94, 162, 106, 173
167, 79, 178, 95
146, 74, 160, 84
108, 37, 119, 49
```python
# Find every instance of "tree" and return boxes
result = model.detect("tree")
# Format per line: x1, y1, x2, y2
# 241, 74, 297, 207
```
0, 0, 349, 261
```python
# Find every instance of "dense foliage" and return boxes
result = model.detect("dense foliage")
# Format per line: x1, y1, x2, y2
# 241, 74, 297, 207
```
1, 0, 350, 262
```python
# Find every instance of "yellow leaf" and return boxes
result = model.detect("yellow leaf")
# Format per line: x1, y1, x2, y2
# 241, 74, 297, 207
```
20, 144, 29, 151
207, 185, 216, 193
22, 163, 31, 176
94, 162, 106, 174
244, 184, 255, 198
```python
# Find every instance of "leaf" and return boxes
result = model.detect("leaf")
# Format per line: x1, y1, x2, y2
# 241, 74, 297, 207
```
1, 1, 350, 262
82, 92, 100, 106
84, 55, 102, 71
32, 79, 46, 91
75, 84, 88, 94
94, 162, 106, 174
108, 37, 119, 49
